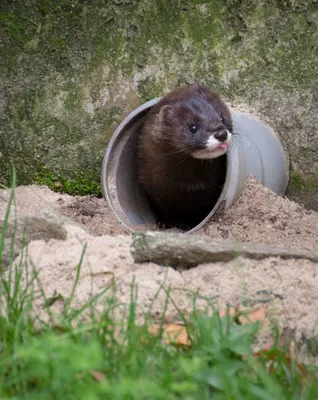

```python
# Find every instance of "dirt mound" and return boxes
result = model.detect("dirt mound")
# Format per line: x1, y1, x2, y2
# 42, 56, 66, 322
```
39, 178, 318, 255
197, 178, 318, 253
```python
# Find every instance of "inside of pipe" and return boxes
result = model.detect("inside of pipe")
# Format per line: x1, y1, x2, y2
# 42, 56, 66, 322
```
115, 109, 228, 231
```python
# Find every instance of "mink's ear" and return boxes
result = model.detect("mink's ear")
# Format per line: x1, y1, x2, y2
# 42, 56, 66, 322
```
158, 105, 175, 123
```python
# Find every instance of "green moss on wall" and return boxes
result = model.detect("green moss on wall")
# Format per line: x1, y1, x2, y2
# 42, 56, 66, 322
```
0, 0, 318, 204
34, 165, 102, 196
285, 168, 318, 210
288, 169, 318, 196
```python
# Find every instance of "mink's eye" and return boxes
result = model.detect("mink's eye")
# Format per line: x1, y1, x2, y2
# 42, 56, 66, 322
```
221, 116, 225, 124
189, 124, 198, 133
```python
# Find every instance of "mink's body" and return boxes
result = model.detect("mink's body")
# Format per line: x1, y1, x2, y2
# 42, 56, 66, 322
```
137, 84, 233, 229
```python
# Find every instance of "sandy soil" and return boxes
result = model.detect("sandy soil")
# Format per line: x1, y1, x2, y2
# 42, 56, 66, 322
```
36, 178, 318, 253
13, 179, 318, 358
196, 179, 318, 253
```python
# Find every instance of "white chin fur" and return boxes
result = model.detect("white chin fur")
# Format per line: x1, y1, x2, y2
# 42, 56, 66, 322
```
192, 131, 232, 160
206, 135, 221, 149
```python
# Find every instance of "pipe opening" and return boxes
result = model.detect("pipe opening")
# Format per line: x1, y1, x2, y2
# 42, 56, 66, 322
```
102, 98, 289, 234
111, 105, 227, 232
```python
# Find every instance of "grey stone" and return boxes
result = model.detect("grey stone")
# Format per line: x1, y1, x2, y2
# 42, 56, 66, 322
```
131, 231, 318, 269
0, 187, 76, 269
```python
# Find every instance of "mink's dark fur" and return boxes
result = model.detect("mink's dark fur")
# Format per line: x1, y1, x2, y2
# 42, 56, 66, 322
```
137, 84, 233, 229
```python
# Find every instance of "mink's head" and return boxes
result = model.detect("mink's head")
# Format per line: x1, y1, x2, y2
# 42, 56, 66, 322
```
153, 85, 233, 159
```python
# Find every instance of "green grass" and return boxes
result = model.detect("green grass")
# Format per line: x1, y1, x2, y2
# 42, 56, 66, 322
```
0, 169, 318, 399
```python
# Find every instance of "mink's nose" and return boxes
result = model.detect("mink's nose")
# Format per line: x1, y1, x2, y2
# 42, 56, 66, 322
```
214, 130, 228, 142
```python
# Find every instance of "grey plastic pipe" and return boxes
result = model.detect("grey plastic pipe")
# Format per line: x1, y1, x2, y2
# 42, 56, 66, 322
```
101, 98, 289, 233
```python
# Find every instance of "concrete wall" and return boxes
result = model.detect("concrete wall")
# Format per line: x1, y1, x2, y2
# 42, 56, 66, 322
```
0, 0, 317, 207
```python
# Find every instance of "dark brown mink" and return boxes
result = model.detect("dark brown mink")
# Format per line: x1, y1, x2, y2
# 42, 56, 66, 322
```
137, 84, 233, 229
